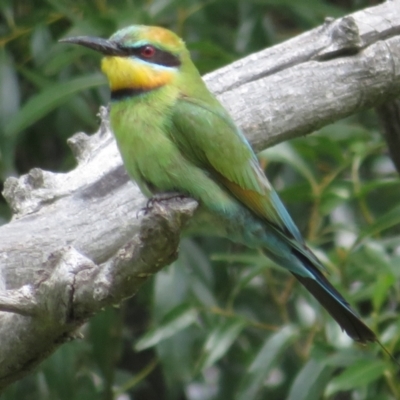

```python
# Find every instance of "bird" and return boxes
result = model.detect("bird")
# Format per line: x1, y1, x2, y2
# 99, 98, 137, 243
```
60, 25, 377, 343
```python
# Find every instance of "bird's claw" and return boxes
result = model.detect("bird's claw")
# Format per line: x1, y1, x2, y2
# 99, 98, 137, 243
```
136, 192, 188, 218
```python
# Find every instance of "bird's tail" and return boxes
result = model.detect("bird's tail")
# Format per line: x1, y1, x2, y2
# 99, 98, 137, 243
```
291, 249, 376, 344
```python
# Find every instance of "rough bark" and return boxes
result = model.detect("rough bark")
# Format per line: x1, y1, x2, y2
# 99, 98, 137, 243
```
1, 0, 400, 390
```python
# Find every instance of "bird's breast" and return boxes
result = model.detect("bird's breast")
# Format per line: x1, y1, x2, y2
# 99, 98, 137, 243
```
108, 92, 177, 190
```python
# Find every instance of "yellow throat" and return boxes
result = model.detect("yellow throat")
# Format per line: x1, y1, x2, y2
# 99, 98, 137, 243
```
101, 56, 176, 91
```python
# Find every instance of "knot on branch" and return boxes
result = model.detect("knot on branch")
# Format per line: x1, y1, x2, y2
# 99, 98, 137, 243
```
67, 107, 112, 165
139, 197, 198, 268
0, 195, 198, 327
2, 108, 118, 218
2, 169, 59, 216
93, 196, 199, 305
0, 248, 97, 323
316, 16, 361, 60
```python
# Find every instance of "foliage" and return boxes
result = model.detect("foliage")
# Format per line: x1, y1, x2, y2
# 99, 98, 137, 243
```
1, 0, 399, 399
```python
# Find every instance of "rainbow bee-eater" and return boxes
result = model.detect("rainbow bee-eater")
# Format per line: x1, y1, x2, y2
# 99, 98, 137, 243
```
61, 25, 376, 343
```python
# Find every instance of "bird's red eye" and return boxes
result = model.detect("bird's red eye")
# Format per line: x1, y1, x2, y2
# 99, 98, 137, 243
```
141, 45, 156, 58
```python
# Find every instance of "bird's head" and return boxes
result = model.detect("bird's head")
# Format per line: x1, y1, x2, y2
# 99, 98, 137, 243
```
61, 25, 190, 97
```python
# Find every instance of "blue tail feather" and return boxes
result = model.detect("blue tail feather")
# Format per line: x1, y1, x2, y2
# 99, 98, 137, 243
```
292, 249, 376, 343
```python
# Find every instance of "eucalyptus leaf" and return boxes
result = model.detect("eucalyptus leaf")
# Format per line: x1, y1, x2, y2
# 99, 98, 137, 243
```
197, 317, 247, 371
325, 360, 387, 397
4, 74, 106, 137
260, 142, 316, 187
135, 303, 198, 351
287, 359, 333, 400
357, 205, 400, 243
236, 325, 298, 400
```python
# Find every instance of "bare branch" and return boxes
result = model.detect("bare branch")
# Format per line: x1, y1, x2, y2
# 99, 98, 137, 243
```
0, 188, 197, 388
206, 1, 400, 151
1, 1, 400, 390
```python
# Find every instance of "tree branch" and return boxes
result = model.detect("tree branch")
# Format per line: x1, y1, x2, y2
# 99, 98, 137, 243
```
1, 0, 400, 390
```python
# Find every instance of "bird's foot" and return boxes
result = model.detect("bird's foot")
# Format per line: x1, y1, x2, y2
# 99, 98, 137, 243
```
148, 192, 188, 206
137, 192, 188, 217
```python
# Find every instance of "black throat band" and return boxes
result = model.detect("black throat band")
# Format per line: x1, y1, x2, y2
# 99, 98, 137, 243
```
111, 87, 155, 101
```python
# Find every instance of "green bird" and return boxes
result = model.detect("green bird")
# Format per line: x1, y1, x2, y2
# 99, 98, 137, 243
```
61, 25, 376, 343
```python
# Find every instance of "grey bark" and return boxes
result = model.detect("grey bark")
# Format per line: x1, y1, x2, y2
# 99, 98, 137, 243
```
1, 0, 400, 390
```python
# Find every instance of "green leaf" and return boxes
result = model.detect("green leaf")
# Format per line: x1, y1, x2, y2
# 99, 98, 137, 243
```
181, 239, 218, 307
372, 273, 395, 312
0, 49, 20, 173
88, 308, 122, 387
196, 317, 246, 371
31, 25, 52, 67
0, 49, 20, 127
357, 205, 400, 243
4, 74, 106, 137
325, 359, 387, 397
248, 325, 298, 372
363, 242, 392, 271
287, 359, 333, 400
279, 183, 314, 203
135, 303, 197, 351
260, 142, 316, 187
155, 329, 194, 390
236, 325, 298, 400
359, 178, 400, 197
320, 182, 353, 215
153, 262, 190, 319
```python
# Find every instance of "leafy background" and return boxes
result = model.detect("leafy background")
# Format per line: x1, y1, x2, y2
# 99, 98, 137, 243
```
1, 0, 400, 399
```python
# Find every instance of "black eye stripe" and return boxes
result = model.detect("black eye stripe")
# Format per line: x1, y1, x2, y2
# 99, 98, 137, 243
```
116, 44, 181, 67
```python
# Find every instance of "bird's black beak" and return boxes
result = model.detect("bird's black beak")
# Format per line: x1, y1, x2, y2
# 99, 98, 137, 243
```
59, 36, 126, 56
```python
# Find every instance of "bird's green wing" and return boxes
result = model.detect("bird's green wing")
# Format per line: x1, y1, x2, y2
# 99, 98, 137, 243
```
170, 96, 304, 244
